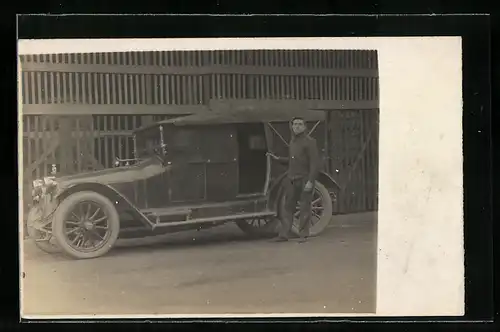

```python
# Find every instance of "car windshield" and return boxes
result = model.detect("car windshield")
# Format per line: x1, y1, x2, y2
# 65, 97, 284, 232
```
134, 126, 163, 159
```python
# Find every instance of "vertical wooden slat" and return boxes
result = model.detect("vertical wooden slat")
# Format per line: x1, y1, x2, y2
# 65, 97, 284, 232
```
97, 73, 103, 104
75, 118, 81, 172
73, 73, 79, 103
174, 75, 181, 103
284, 75, 290, 99
33, 71, 41, 104
346, 77, 351, 101
339, 77, 344, 100
291, 76, 297, 100
140, 74, 146, 105
298, 75, 303, 99
124, 74, 130, 104
42, 72, 49, 103
146, 74, 153, 104
104, 116, 109, 168
229, 74, 235, 99
89, 116, 96, 171
80, 72, 87, 104
169, 75, 175, 104
329, 76, 334, 100
26, 117, 32, 174
241, 74, 246, 99
152, 75, 159, 104
91, 72, 98, 104
317, 76, 323, 100
110, 119, 117, 167
117, 74, 124, 104
103, 74, 109, 104
183, 75, 189, 104
56, 72, 62, 104
84, 72, 91, 104
125, 121, 130, 158
95, 116, 101, 168
310, 76, 315, 99
265, 76, 271, 99
357, 77, 362, 101
191, 75, 198, 104
159, 75, 165, 104
48, 117, 56, 174
133, 74, 140, 104
21, 72, 27, 104
67, 72, 74, 103
33, 116, 40, 179
62, 72, 68, 103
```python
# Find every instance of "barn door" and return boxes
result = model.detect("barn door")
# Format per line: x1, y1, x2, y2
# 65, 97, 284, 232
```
328, 109, 379, 213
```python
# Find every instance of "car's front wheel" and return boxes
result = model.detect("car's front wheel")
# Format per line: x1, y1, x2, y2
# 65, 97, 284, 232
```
26, 206, 60, 254
52, 191, 120, 259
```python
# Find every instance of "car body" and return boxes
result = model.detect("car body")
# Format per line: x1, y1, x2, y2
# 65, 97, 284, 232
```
26, 108, 340, 259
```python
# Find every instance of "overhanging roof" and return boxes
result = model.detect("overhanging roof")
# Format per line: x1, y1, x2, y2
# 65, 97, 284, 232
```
134, 108, 325, 133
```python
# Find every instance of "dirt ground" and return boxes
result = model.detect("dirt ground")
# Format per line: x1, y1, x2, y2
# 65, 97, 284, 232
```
21, 212, 377, 318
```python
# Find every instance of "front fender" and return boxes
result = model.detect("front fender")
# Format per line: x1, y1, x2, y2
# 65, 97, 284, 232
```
56, 183, 154, 229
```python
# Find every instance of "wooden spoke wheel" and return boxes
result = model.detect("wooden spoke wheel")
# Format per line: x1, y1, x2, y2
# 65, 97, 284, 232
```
26, 206, 60, 254
235, 216, 279, 238
52, 191, 120, 259
279, 181, 333, 237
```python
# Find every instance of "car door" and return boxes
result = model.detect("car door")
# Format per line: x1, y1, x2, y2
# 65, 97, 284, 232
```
200, 125, 239, 202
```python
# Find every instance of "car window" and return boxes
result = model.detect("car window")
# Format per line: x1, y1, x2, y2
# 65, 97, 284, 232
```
170, 128, 199, 151
248, 135, 266, 150
135, 127, 162, 158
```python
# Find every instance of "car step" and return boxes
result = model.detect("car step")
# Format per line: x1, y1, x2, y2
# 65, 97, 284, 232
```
143, 208, 193, 223
152, 211, 276, 230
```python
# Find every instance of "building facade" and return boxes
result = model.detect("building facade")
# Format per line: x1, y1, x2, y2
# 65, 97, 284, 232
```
19, 49, 379, 214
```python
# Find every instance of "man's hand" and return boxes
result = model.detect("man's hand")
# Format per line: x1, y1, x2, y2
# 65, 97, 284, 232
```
304, 181, 314, 192
266, 152, 279, 160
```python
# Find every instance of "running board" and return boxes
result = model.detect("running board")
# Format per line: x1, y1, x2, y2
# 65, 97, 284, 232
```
143, 208, 192, 223
152, 211, 276, 230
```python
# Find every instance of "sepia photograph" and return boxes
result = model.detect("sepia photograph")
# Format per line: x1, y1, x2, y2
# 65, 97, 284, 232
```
18, 37, 463, 318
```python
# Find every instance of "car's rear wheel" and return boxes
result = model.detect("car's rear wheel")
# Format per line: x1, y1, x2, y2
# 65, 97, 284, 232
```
279, 181, 333, 237
26, 206, 60, 254
52, 191, 120, 259
235, 216, 279, 238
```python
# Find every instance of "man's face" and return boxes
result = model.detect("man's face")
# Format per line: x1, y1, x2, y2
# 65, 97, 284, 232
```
291, 119, 306, 135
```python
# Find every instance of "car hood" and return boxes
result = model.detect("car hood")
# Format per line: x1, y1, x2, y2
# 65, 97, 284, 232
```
54, 158, 166, 189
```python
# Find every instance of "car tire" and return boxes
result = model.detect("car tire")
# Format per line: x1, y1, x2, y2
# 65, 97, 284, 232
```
235, 217, 279, 238
52, 191, 120, 259
279, 180, 333, 237
26, 206, 61, 254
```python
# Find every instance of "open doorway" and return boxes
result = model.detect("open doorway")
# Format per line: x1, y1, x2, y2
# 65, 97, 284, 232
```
236, 123, 268, 195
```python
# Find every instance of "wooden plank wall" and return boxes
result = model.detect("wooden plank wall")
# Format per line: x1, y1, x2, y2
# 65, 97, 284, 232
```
19, 50, 379, 214
328, 109, 379, 214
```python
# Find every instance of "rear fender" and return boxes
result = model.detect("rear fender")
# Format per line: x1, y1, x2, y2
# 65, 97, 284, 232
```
56, 183, 154, 229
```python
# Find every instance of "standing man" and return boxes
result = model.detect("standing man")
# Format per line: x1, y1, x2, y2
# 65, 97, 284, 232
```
267, 116, 320, 243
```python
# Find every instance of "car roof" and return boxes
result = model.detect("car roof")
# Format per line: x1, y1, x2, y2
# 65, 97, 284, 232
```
134, 108, 325, 133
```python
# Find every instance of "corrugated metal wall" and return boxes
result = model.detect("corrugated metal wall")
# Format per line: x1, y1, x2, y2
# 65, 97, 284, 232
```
20, 50, 379, 214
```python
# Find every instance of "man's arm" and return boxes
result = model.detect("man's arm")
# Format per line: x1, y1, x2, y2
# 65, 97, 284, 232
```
267, 152, 289, 165
307, 138, 320, 184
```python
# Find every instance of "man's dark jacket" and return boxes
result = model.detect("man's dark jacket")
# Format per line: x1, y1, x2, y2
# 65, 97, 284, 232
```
277, 132, 320, 183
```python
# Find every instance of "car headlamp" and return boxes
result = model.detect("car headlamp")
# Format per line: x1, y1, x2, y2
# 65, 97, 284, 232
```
31, 176, 58, 203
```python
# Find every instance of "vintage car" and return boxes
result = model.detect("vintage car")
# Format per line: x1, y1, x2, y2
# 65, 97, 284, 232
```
26, 108, 341, 259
